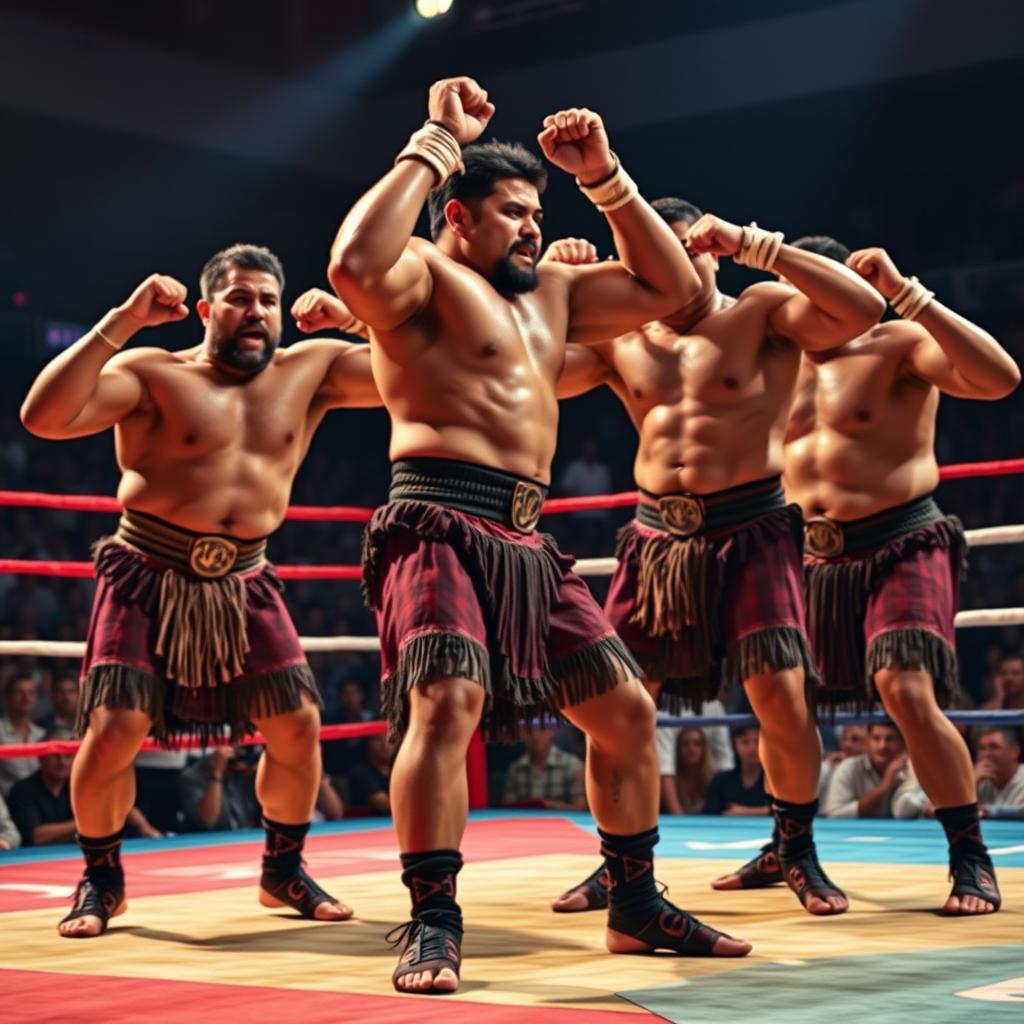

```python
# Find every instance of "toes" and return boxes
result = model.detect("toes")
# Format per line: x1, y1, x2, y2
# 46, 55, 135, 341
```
313, 901, 353, 921
710, 875, 741, 891
828, 896, 849, 914
552, 892, 587, 911
433, 967, 459, 991
943, 894, 962, 914
712, 935, 752, 957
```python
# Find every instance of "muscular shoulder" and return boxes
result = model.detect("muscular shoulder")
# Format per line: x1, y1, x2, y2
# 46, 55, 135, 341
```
736, 280, 795, 311
278, 337, 367, 363
864, 318, 928, 351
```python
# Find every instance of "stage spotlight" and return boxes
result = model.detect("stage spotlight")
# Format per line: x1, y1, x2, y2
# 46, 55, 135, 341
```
415, 0, 454, 20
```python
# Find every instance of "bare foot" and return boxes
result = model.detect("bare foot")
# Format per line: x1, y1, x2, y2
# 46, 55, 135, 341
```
802, 891, 849, 915
943, 892, 996, 915
607, 926, 751, 957
395, 967, 460, 993
57, 899, 126, 938
710, 871, 743, 891
259, 887, 353, 920
551, 889, 591, 911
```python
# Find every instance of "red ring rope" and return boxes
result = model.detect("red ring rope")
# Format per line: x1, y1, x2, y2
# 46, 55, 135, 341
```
0, 457, 1020, 523
0, 720, 387, 759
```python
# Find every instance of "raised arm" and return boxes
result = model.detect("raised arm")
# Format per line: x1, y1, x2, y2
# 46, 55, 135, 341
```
291, 288, 381, 409
685, 215, 885, 350
20, 274, 187, 439
847, 247, 1021, 399
328, 77, 494, 332
535, 109, 700, 344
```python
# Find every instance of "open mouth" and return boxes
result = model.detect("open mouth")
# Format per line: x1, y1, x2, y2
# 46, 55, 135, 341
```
236, 328, 267, 349
512, 244, 537, 263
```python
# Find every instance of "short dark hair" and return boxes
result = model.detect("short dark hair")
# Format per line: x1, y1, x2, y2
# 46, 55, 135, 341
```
791, 235, 851, 264
731, 725, 759, 742
651, 197, 703, 226
4, 673, 34, 699
427, 141, 547, 241
45, 726, 75, 743
980, 726, 1021, 748
200, 243, 285, 299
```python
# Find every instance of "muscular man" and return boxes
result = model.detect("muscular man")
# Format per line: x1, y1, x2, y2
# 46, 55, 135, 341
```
21, 248, 377, 936
779, 237, 1018, 911
329, 78, 751, 993
543, 199, 885, 917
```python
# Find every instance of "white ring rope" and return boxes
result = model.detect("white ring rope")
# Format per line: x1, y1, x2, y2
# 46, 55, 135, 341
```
1, 522, 1021, 659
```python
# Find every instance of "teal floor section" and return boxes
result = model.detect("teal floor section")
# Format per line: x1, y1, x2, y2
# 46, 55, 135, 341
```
2, 810, 1022, 867
620, 945, 1024, 1023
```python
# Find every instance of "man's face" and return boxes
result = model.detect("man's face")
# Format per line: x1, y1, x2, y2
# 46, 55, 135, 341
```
200, 266, 282, 374
734, 728, 761, 769
525, 726, 556, 759
867, 726, 904, 770
669, 219, 717, 292
997, 657, 1024, 697
7, 678, 37, 718
53, 678, 79, 717
457, 179, 543, 294
839, 725, 867, 758
978, 731, 1019, 778
340, 682, 364, 716
40, 752, 73, 787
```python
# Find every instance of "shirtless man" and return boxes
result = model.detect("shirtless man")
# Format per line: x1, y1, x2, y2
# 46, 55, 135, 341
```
778, 236, 1017, 912
329, 78, 751, 994
21, 247, 376, 936
542, 199, 885, 917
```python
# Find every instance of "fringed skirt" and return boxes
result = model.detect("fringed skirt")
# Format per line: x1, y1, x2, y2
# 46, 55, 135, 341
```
804, 497, 966, 707
362, 494, 639, 742
604, 478, 817, 712
77, 515, 319, 745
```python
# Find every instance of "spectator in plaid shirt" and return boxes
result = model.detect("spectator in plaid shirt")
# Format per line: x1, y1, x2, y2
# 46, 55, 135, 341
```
503, 727, 586, 810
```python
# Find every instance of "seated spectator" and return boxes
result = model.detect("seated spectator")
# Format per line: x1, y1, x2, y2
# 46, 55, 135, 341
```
316, 773, 345, 821
0, 791, 21, 849
818, 724, 868, 797
349, 734, 395, 816
180, 745, 261, 831
661, 727, 715, 814
323, 679, 374, 780
134, 748, 188, 835
0, 673, 44, 797
8, 728, 75, 845
656, 701, 735, 815
980, 651, 1024, 710
703, 727, 768, 816
975, 727, 1024, 819
503, 727, 586, 810
36, 673, 79, 732
822, 723, 908, 818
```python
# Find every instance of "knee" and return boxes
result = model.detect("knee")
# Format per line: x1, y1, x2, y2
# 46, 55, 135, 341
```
592, 680, 656, 749
874, 670, 936, 724
408, 677, 484, 746
84, 707, 151, 755
746, 671, 812, 737
259, 701, 322, 760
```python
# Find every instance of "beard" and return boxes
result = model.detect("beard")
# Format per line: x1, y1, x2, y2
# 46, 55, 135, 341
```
211, 320, 280, 374
490, 243, 540, 294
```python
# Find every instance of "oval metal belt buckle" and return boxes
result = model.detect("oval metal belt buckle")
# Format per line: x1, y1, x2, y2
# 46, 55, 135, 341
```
804, 517, 844, 557
658, 495, 703, 537
188, 536, 239, 578
510, 481, 544, 533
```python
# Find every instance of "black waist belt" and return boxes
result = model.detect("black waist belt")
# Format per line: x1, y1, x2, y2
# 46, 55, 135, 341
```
803, 495, 943, 558
388, 458, 549, 533
635, 476, 786, 538
116, 509, 267, 578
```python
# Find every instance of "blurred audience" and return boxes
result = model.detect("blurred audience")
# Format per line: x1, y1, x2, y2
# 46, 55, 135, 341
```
0, 791, 21, 849
179, 745, 261, 831
349, 733, 395, 816
7, 727, 75, 845
975, 727, 1024, 819
36, 673, 79, 732
503, 727, 586, 810
703, 726, 769, 816
0, 673, 44, 797
660, 726, 716, 814
822, 724, 913, 818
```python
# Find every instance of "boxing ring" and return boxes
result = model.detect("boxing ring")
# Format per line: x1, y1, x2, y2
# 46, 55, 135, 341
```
0, 460, 1022, 1023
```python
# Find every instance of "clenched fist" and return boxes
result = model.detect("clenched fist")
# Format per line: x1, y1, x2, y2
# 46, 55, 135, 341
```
428, 77, 495, 146
683, 214, 744, 258
540, 237, 599, 266
118, 274, 189, 328
291, 288, 358, 333
537, 108, 615, 182
846, 247, 904, 299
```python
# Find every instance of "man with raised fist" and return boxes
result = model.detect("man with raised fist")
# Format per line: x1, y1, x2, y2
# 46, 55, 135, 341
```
330, 77, 751, 994
778, 237, 1018, 913
542, 200, 885, 919
21, 248, 378, 938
